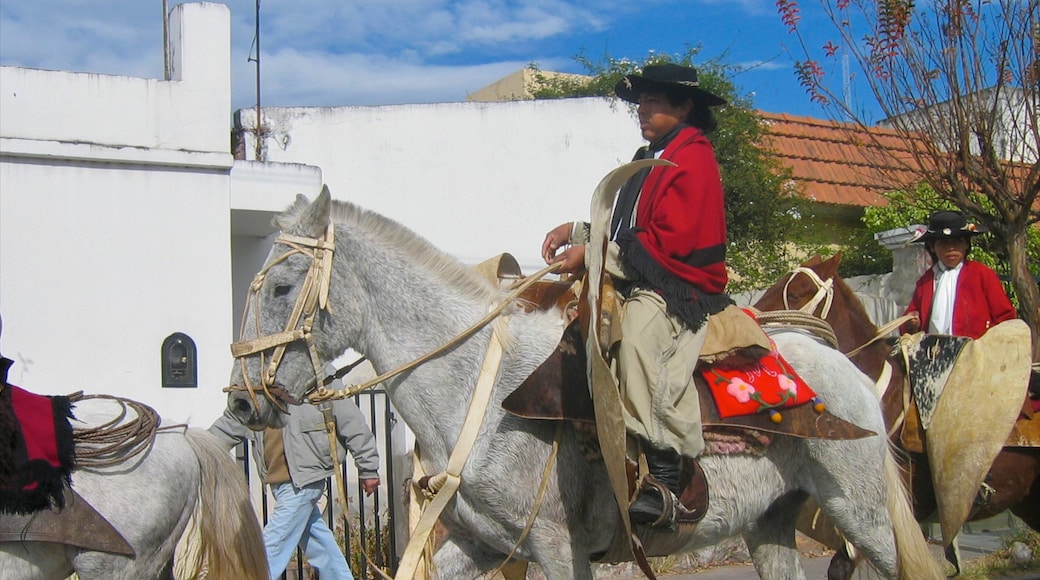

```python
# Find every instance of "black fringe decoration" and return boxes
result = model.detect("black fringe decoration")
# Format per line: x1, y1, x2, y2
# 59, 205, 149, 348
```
0, 385, 76, 515
617, 229, 734, 331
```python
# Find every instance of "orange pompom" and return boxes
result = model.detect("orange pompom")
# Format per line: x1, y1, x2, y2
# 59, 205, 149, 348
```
813, 398, 826, 413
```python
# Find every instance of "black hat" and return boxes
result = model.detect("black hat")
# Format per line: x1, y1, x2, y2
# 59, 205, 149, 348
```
614, 63, 727, 107
909, 210, 987, 244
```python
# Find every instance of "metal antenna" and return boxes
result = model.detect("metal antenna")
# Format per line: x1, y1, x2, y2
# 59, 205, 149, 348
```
249, 0, 263, 161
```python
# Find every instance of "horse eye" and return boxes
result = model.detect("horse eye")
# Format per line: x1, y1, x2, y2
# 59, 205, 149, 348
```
273, 285, 292, 298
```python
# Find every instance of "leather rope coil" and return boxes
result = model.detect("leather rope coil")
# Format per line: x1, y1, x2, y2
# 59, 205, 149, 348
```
68, 393, 180, 468
753, 309, 840, 350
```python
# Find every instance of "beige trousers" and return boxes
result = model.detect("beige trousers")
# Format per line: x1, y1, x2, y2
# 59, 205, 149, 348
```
615, 289, 706, 458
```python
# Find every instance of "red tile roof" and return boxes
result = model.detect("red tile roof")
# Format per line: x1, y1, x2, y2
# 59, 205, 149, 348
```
759, 112, 927, 207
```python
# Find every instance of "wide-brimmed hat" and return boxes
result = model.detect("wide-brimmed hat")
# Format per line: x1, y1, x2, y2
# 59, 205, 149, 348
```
909, 210, 987, 244
614, 63, 727, 107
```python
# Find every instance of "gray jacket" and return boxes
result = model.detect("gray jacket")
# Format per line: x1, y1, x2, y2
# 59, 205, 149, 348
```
208, 398, 380, 489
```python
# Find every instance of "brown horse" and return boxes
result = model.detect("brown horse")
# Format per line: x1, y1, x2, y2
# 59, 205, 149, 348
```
754, 253, 1040, 577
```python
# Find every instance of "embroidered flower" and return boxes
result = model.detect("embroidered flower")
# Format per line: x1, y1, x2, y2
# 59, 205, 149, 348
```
778, 373, 798, 395
727, 378, 756, 403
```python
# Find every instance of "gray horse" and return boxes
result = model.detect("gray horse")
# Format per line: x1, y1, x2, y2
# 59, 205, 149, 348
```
0, 395, 267, 580
225, 185, 943, 579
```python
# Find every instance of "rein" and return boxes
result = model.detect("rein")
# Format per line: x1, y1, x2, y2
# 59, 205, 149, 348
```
306, 260, 563, 403
225, 220, 567, 578
779, 266, 916, 358
774, 267, 918, 401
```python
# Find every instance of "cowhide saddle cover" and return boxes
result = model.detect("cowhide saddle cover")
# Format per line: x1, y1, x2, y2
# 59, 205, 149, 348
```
898, 324, 1039, 453
903, 333, 971, 431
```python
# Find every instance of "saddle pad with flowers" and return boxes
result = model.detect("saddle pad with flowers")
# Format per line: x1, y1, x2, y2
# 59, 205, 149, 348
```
701, 344, 820, 421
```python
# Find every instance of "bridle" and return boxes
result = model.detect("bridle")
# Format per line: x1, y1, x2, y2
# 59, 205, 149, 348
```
782, 266, 834, 318
225, 222, 336, 414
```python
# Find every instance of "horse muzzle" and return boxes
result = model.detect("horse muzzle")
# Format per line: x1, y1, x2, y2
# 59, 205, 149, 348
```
226, 387, 290, 430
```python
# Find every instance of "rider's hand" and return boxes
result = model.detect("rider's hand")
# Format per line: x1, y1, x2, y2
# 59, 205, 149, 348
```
541, 222, 574, 263
904, 311, 921, 333
549, 245, 586, 274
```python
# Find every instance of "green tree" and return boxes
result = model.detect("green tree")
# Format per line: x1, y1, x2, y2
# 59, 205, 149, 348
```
531, 48, 819, 292
777, 0, 1040, 358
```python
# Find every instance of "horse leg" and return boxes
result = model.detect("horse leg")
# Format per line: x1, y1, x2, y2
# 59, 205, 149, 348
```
944, 537, 962, 576
743, 491, 808, 580
809, 438, 943, 579
433, 531, 595, 580
804, 438, 903, 578
433, 533, 512, 579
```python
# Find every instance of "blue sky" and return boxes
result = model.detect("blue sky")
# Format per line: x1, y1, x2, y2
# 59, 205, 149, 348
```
0, 0, 880, 120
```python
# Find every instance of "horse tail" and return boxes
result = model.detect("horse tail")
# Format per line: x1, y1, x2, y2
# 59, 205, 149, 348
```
179, 428, 268, 580
883, 441, 944, 579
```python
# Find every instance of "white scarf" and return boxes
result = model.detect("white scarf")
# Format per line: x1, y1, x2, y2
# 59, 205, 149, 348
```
929, 261, 962, 334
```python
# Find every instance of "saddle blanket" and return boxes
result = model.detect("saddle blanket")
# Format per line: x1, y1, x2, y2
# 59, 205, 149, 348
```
0, 384, 76, 514
701, 343, 818, 420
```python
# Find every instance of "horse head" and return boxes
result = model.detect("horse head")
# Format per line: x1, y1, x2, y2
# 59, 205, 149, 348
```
755, 253, 841, 316
226, 187, 345, 429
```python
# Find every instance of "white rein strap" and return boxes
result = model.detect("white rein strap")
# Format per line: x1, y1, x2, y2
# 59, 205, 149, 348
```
394, 326, 505, 580
784, 266, 834, 319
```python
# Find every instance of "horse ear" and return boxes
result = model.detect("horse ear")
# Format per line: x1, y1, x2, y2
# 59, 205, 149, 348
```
802, 254, 823, 267
297, 186, 332, 238
818, 252, 842, 278
275, 187, 332, 236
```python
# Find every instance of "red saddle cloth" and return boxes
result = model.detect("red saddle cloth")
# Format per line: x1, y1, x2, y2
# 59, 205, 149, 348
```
702, 342, 819, 421
0, 383, 76, 514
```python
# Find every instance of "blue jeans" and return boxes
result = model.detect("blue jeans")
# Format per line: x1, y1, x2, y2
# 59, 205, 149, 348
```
265, 480, 355, 580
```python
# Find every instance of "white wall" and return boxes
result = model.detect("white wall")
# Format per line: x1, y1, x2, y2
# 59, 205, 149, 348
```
0, 3, 313, 429
235, 98, 644, 273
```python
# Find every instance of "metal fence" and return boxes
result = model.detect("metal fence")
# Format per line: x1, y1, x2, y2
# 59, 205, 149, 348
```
235, 388, 403, 579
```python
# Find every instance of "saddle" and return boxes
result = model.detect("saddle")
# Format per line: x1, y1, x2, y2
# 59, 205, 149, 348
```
474, 255, 872, 570
0, 382, 134, 556
896, 323, 1038, 453
893, 320, 1033, 544
500, 277, 875, 550
502, 317, 872, 443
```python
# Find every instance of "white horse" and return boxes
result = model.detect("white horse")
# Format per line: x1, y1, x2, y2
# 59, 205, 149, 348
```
0, 396, 268, 580
224, 185, 944, 579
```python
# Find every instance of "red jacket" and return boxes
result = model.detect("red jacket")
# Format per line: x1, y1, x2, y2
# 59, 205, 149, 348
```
632, 126, 727, 294
901, 259, 1017, 339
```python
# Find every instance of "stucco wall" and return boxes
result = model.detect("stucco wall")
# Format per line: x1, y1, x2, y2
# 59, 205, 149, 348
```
235, 97, 643, 273
0, 4, 314, 429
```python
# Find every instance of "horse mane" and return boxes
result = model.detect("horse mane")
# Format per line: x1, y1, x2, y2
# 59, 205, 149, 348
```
822, 256, 880, 333
326, 199, 501, 306
832, 274, 876, 329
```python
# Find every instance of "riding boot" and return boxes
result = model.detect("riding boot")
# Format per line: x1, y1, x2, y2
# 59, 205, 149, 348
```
628, 445, 682, 529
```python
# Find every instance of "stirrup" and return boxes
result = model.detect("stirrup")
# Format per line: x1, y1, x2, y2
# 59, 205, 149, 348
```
628, 477, 679, 530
